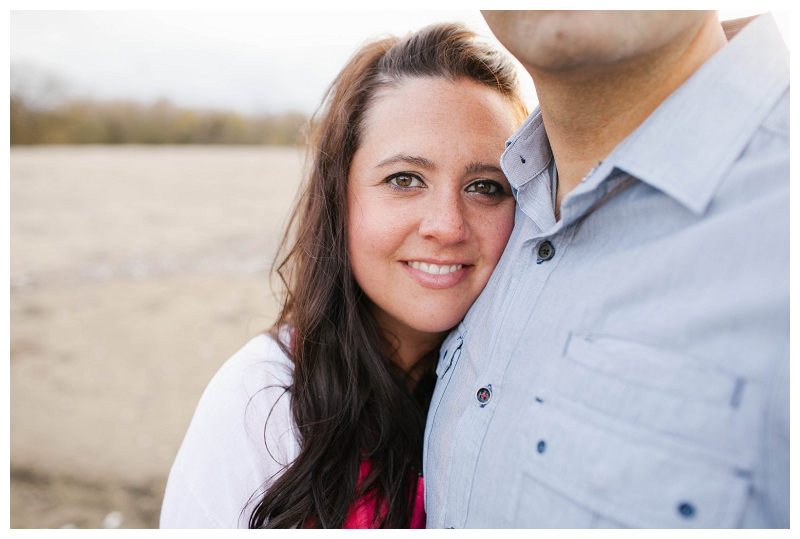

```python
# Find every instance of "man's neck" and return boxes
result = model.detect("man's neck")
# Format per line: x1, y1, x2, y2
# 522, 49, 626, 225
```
527, 13, 728, 216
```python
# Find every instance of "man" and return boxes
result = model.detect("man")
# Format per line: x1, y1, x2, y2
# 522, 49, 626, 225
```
423, 11, 788, 528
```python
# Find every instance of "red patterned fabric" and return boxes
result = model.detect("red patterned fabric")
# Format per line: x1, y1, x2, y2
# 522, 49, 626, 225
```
343, 459, 426, 529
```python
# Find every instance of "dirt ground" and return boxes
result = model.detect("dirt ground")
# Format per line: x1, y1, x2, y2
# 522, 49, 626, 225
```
10, 145, 305, 528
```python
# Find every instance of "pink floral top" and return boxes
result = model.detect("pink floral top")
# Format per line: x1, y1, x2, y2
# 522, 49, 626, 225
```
343, 459, 426, 529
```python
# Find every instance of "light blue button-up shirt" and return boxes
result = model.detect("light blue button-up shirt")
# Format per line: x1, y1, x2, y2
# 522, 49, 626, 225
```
424, 13, 788, 528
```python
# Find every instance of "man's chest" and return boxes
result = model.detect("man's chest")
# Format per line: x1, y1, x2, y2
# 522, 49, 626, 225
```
428, 176, 788, 528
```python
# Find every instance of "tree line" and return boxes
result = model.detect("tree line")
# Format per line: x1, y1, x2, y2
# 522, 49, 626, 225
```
10, 96, 307, 145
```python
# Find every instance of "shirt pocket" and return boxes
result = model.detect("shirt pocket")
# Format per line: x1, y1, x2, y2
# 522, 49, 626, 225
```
513, 334, 752, 528
514, 390, 751, 528
553, 333, 747, 449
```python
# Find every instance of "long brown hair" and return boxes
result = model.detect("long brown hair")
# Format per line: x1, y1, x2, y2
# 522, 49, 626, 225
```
249, 22, 527, 528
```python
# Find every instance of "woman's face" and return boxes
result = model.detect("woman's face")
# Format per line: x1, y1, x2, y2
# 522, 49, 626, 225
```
347, 76, 518, 346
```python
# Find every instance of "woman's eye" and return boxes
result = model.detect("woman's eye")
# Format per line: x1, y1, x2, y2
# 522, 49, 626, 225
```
467, 180, 501, 195
389, 174, 422, 188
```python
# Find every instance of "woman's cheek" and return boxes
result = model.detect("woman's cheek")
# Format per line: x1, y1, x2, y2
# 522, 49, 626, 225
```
352, 199, 412, 257
475, 200, 516, 263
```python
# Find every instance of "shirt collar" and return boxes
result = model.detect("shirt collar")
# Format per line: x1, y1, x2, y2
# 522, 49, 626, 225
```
504, 13, 789, 216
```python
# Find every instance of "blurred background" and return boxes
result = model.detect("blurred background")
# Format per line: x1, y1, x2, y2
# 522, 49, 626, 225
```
9, 9, 787, 529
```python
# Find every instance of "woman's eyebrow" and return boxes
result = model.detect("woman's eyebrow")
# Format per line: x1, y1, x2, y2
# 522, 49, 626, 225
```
375, 154, 435, 169
465, 161, 503, 175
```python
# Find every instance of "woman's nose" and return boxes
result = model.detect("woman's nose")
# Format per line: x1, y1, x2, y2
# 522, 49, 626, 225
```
418, 191, 470, 246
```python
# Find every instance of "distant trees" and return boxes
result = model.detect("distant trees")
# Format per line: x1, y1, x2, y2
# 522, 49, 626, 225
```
10, 96, 308, 145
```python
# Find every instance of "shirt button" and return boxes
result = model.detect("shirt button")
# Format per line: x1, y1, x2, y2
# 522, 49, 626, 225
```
678, 502, 696, 518
537, 240, 555, 262
476, 387, 491, 404
537, 440, 546, 453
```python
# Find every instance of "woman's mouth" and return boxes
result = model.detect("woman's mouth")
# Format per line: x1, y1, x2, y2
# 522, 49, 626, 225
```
401, 260, 471, 289
405, 261, 463, 275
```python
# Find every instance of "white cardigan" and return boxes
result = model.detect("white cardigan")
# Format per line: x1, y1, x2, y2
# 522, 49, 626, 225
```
160, 335, 300, 528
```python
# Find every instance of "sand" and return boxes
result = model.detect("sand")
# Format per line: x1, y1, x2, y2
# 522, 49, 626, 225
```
10, 145, 305, 528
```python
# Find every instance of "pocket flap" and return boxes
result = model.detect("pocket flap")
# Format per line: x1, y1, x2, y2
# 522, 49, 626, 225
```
565, 333, 742, 406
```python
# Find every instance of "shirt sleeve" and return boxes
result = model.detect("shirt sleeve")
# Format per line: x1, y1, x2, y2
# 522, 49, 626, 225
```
160, 334, 299, 528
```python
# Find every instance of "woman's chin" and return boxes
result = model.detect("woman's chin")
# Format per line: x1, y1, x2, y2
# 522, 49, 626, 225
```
405, 313, 466, 337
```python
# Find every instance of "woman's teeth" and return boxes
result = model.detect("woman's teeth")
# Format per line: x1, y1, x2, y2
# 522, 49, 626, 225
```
406, 261, 463, 275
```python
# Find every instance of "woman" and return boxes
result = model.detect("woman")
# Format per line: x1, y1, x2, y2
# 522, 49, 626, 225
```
161, 22, 527, 528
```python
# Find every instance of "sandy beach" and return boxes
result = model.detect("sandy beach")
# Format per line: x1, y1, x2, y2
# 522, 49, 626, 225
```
10, 145, 305, 528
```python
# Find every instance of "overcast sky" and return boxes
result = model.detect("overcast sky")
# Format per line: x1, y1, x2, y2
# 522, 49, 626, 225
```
10, 10, 788, 115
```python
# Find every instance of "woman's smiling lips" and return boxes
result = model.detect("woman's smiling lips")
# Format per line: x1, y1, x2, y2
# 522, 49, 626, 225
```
401, 260, 472, 289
